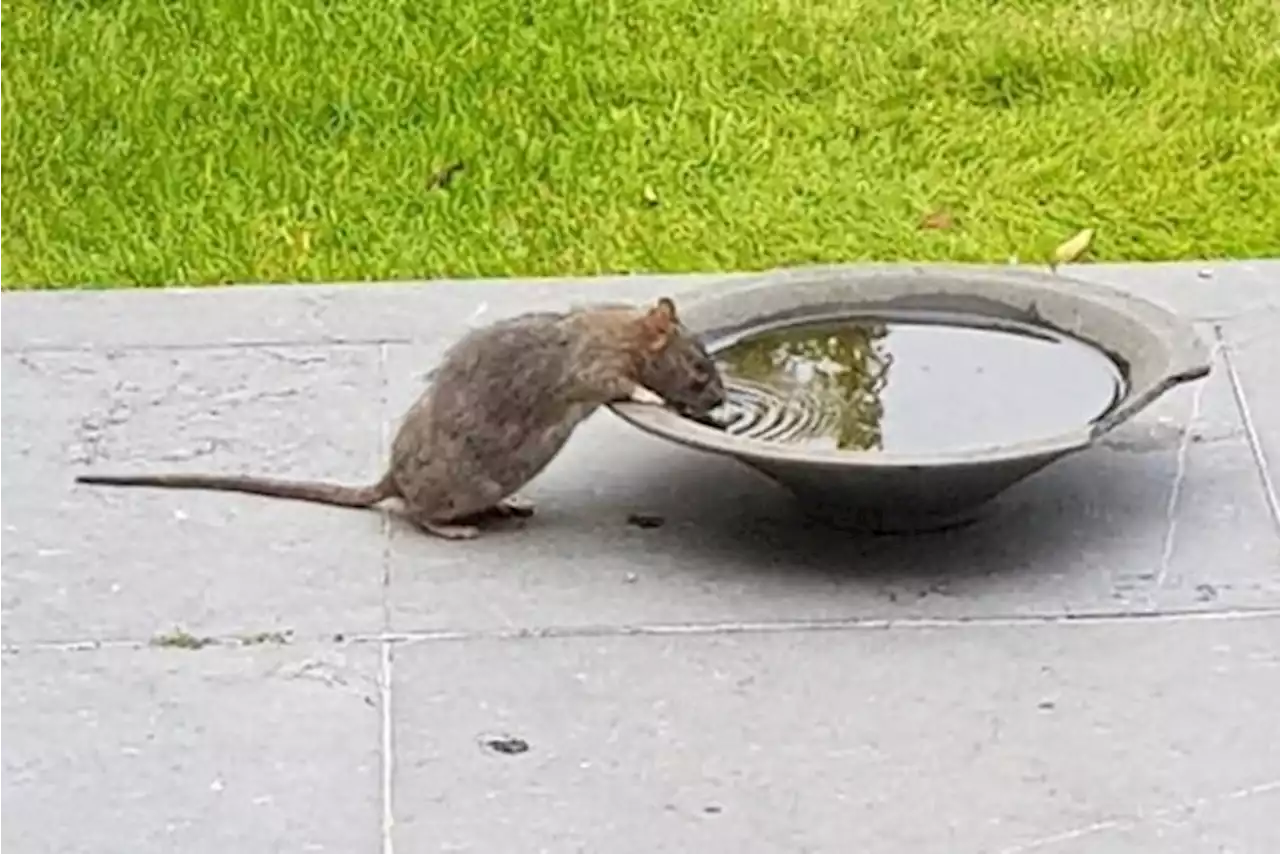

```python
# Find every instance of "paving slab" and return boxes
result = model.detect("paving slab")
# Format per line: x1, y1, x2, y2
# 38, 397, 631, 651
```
1, 344, 387, 643
1, 642, 382, 854
392, 615, 1280, 854
2, 261, 1278, 854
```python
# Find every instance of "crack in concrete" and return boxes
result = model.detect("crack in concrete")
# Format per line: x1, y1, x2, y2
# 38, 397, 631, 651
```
216, 385, 304, 408
269, 655, 379, 709
996, 778, 1280, 854
155, 437, 232, 463
70, 368, 253, 466
1098, 422, 1238, 454
257, 348, 331, 366
70, 380, 140, 465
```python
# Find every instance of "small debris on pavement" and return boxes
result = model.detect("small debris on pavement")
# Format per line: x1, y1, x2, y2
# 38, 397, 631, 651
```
151, 628, 215, 650
627, 513, 665, 529
236, 629, 293, 646
481, 735, 530, 755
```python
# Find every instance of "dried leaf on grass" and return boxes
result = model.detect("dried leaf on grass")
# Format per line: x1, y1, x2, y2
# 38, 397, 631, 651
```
1050, 228, 1095, 270
919, 210, 956, 231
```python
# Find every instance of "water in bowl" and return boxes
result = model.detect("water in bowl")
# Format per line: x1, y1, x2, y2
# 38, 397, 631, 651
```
709, 312, 1125, 454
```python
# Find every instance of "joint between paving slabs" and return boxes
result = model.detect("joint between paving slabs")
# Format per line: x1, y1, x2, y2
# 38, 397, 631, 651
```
7, 606, 1280, 657
375, 342, 397, 854
377, 342, 394, 623
378, 638, 395, 854
1, 336, 418, 357
1215, 324, 1280, 535
1152, 335, 1218, 592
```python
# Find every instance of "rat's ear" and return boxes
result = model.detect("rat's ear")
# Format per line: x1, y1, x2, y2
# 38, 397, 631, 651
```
641, 297, 678, 350
654, 297, 679, 324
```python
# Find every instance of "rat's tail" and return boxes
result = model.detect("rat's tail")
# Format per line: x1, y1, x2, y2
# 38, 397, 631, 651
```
74, 470, 397, 508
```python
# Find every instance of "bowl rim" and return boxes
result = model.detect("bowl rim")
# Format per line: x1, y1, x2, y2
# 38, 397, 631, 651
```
609, 263, 1212, 469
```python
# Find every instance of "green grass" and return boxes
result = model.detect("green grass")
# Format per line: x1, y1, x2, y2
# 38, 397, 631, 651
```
2, 0, 1278, 288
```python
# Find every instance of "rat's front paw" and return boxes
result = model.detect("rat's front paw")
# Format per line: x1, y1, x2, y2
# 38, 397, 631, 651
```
629, 385, 666, 406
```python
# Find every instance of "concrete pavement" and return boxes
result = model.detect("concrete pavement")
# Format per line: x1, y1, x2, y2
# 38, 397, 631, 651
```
2, 262, 1278, 853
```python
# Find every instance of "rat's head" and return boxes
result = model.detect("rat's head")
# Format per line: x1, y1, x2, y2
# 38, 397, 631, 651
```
633, 297, 727, 417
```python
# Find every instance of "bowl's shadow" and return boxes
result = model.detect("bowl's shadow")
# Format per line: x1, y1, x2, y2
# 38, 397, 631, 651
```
608, 441, 1169, 593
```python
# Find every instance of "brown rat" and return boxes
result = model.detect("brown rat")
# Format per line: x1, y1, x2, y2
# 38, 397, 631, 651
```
74, 296, 726, 540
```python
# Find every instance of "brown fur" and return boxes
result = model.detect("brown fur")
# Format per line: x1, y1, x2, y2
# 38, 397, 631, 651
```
74, 298, 726, 540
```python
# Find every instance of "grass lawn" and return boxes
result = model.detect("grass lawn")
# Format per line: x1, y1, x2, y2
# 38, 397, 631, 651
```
2, 0, 1278, 289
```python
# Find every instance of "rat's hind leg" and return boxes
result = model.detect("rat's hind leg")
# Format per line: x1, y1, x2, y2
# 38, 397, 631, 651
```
393, 456, 489, 540
397, 488, 483, 540
395, 446, 533, 536
398, 484, 520, 539
421, 521, 481, 540
406, 511, 481, 540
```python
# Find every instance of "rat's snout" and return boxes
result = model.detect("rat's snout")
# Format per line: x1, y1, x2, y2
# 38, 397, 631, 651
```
704, 380, 727, 411
684, 374, 727, 417
667, 381, 723, 419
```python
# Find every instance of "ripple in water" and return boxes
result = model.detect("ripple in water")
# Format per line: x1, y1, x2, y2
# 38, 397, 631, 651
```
705, 313, 1125, 455
715, 378, 845, 444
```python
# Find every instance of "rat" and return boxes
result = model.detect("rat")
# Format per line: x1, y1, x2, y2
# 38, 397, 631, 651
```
74, 296, 727, 540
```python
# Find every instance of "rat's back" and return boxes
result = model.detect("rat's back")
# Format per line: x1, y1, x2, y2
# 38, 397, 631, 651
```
388, 311, 596, 509
417, 311, 585, 447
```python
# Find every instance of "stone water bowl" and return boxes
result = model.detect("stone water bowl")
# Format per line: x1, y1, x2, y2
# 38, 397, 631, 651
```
610, 265, 1212, 533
